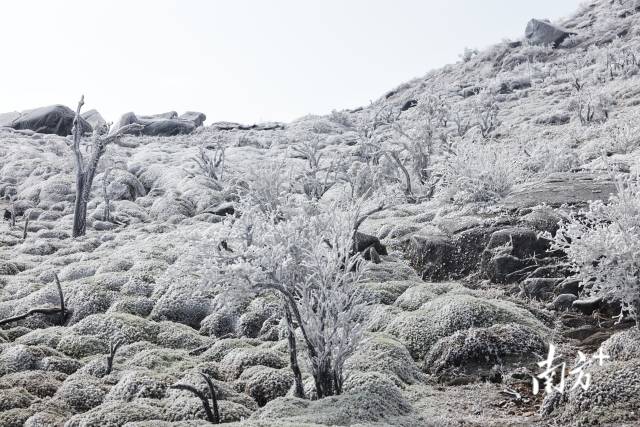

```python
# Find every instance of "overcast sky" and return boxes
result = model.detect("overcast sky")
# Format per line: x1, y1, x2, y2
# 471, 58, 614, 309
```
1, 0, 584, 124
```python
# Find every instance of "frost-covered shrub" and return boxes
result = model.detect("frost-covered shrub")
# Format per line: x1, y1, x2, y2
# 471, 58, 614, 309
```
524, 137, 580, 174
385, 293, 546, 360
438, 141, 528, 203
199, 195, 375, 398
551, 175, 640, 322
328, 109, 353, 127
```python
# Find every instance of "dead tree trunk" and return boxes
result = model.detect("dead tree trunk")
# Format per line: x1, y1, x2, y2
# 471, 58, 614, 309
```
284, 305, 305, 398
71, 95, 142, 237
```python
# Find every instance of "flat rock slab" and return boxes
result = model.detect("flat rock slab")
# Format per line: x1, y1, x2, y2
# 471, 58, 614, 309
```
501, 173, 617, 209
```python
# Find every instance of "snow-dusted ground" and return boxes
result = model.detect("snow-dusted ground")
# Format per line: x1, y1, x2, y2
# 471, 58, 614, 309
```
2, 0, 640, 425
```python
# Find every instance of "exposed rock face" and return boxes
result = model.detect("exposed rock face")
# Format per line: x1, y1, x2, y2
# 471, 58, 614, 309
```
1, 105, 92, 136
525, 18, 575, 47
111, 111, 206, 137
501, 173, 617, 209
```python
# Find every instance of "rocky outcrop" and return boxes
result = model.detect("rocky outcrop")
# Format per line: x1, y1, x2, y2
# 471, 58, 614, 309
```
501, 173, 617, 209
1, 105, 92, 136
111, 110, 206, 137
525, 18, 575, 47
209, 121, 285, 131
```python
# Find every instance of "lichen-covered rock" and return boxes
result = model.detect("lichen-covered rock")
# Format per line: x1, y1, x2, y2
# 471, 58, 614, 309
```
552, 358, 640, 426
345, 333, 424, 385
40, 355, 83, 375
101, 169, 147, 201
150, 282, 211, 328
240, 366, 294, 406
253, 371, 412, 425
71, 313, 160, 345
65, 399, 164, 427
0, 387, 38, 411
163, 394, 253, 423
108, 296, 155, 317
424, 323, 546, 375
15, 326, 65, 348
156, 321, 206, 350
0, 344, 63, 375
361, 304, 403, 333
599, 328, 640, 362
393, 282, 463, 311
54, 373, 108, 412
385, 293, 547, 360
0, 408, 34, 427
361, 259, 420, 282
200, 338, 261, 363
199, 310, 238, 337
221, 347, 288, 380
66, 285, 117, 324
58, 262, 98, 282
57, 334, 109, 358
105, 370, 172, 402
358, 280, 414, 305
237, 298, 279, 338
0, 370, 66, 398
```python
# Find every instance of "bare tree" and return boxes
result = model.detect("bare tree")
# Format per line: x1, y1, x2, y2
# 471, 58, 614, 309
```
71, 95, 142, 237
102, 167, 112, 223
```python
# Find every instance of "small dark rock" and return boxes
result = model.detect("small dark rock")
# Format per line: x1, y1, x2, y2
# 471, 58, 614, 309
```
483, 254, 527, 283
400, 99, 418, 112
546, 294, 577, 311
554, 279, 581, 296
210, 202, 235, 217
354, 232, 387, 257
522, 278, 560, 300
572, 296, 603, 315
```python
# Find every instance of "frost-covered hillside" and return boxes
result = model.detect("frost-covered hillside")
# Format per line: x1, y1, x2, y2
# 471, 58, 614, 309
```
1, 0, 640, 426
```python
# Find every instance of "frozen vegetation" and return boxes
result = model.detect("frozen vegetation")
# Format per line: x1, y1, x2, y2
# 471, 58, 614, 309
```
2, 0, 640, 425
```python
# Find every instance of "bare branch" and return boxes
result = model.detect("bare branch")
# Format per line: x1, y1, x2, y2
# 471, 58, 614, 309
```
0, 273, 65, 326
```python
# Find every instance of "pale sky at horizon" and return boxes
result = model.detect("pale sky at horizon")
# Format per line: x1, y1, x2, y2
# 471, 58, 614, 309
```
2, 0, 584, 125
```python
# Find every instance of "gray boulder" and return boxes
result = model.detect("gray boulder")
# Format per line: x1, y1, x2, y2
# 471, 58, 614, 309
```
179, 111, 207, 127
4, 105, 92, 136
525, 19, 575, 47
142, 119, 196, 136
81, 109, 108, 134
